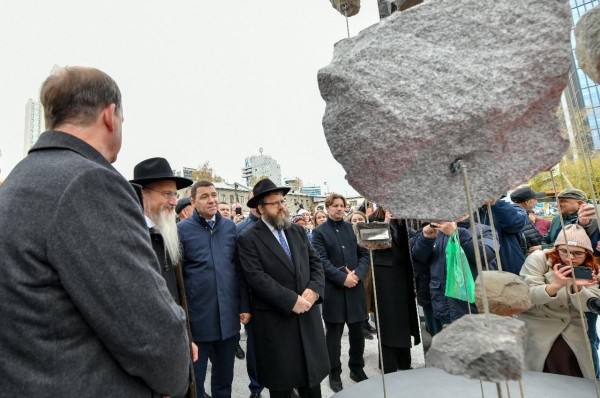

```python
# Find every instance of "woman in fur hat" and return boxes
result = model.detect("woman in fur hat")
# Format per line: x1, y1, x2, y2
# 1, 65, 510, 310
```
518, 224, 600, 379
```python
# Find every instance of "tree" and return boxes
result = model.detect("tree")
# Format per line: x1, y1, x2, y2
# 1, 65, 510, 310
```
527, 106, 600, 198
191, 161, 223, 182
290, 177, 303, 192
248, 175, 269, 187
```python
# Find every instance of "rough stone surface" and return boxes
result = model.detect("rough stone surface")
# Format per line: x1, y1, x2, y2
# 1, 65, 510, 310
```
575, 5, 600, 84
318, 0, 572, 220
426, 314, 526, 382
330, 0, 361, 17
475, 270, 531, 316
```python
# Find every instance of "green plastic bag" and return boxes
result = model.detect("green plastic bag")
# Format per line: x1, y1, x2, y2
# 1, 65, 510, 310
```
444, 231, 475, 303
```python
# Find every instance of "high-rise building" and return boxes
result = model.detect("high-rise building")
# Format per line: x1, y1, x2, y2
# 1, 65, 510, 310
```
563, 1, 600, 151
173, 167, 196, 180
22, 65, 62, 157
23, 99, 44, 156
241, 148, 282, 186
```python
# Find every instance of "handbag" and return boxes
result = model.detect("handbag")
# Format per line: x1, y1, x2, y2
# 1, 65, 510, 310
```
444, 231, 475, 303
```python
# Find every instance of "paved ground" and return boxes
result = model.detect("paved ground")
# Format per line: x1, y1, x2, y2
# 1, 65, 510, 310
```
204, 320, 427, 398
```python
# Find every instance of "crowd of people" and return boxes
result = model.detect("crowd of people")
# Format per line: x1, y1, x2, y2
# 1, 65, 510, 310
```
1, 66, 600, 398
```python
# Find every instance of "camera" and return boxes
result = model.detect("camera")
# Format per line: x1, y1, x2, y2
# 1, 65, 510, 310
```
235, 207, 242, 216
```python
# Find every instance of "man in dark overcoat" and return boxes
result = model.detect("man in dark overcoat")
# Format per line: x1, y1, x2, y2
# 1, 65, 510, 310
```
0, 66, 190, 397
237, 179, 330, 398
311, 193, 370, 392
131, 157, 198, 398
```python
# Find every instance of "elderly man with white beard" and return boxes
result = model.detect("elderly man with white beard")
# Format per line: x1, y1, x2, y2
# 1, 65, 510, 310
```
131, 157, 198, 398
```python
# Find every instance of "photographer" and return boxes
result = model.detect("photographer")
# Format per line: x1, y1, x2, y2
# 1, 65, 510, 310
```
517, 224, 600, 379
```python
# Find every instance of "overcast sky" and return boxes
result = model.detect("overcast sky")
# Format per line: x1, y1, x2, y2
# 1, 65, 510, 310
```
0, 1, 383, 195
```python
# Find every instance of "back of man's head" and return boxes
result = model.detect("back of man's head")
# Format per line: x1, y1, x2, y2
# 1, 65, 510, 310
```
41, 66, 122, 129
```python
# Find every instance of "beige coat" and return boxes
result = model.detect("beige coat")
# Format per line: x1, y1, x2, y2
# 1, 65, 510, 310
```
517, 250, 600, 379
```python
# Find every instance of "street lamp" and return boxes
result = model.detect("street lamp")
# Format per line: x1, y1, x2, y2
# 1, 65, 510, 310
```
234, 182, 239, 202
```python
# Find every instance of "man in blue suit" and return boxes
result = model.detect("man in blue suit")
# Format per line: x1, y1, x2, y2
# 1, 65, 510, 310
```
178, 180, 251, 398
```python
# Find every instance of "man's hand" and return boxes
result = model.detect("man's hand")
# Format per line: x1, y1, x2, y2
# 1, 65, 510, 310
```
578, 204, 596, 227
343, 268, 359, 288
239, 313, 251, 325
437, 221, 457, 236
192, 342, 199, 362
423, 223, 439, 239
233, 214, 245, 223
292, 295, 312, 314
301, 288, 319, 305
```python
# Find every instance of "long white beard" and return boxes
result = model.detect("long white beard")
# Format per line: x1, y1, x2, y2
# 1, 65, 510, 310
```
152, 209, 181, 265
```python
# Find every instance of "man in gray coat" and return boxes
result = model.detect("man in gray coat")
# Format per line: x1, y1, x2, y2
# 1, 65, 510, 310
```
0, 66, 191, 397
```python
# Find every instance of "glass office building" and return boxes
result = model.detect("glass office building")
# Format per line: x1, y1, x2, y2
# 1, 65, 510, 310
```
567, 0, 600, 149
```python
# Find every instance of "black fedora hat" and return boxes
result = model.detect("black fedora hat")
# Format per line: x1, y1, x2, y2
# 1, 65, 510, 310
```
130, 157, 193, 190
247, 178, 290, 208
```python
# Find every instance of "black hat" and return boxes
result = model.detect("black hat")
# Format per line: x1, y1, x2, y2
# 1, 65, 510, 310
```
247, 178, 290, 208
175, 197, 192, 214
510, 187, 546, 203
130, 157, 193, 190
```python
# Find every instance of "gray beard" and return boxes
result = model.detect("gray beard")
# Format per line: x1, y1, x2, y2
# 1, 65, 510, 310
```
263, 210, 291, 231
151, 209, 181, 265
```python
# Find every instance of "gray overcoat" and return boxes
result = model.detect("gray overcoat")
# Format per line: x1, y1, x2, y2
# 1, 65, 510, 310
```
0, 131, 191, 397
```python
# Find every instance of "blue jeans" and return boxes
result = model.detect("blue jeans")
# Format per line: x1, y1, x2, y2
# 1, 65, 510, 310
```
194, 333, 238, 398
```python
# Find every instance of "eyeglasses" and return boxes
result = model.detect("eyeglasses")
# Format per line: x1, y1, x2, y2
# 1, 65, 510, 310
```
263, 199, 286, 207
144, 187, 179, 200
558, 248, 587, 258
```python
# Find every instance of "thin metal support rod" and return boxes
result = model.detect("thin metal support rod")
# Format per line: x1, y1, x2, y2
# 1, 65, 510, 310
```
342, 6, 350, 38
454, 159, 490, 325
365, 201, 388, 398
474, 210, 491, 270
496, 382, 504, 398
518, 379, 526, 398
369, 249, 388, 398
485, 203, 503, 272
505, 380, 511, 398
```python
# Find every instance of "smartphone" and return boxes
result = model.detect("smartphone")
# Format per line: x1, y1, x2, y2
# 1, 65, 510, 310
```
429, 223, 439, 229
573, 266, 593, 280
235, 207, 242, 216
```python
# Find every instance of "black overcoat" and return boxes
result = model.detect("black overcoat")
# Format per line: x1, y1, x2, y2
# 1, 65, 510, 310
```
237, 220, 330, 390
370, 218, 421, 348
312, 218, 370, 324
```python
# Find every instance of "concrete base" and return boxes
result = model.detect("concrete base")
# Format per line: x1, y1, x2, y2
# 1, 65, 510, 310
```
332, 367, 596, 397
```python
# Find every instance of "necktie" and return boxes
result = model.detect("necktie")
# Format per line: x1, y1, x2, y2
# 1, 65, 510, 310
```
207, 220, 215, 229
277, 229, 292, 259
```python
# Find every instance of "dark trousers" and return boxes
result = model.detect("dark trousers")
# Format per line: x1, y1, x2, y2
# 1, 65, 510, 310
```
194, 333, 238, 398
380, 344, 411, 374
422, 304, 442, 337
270, 385, 322, 398
325, 321, 365, 379
244, 321, 263, 394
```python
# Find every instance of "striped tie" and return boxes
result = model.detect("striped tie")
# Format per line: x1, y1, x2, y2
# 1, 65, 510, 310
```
277, 229, 292, 258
